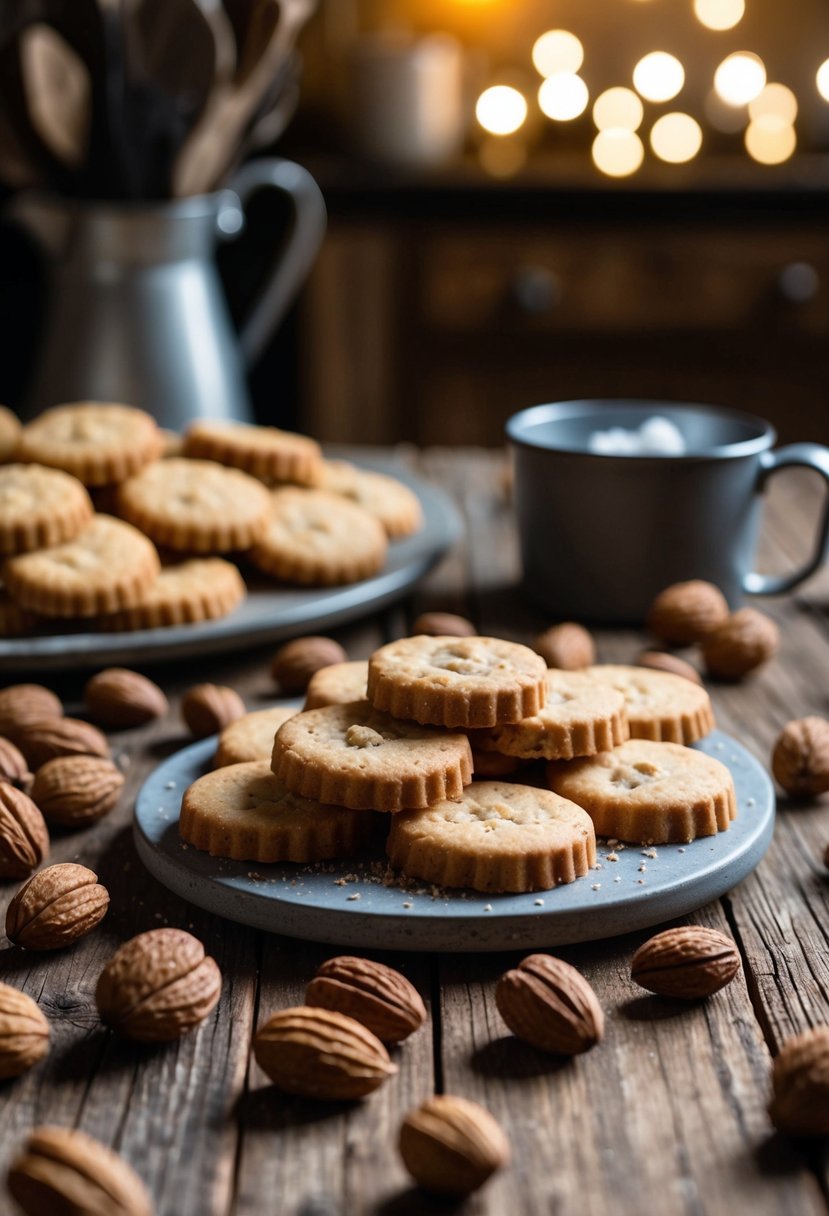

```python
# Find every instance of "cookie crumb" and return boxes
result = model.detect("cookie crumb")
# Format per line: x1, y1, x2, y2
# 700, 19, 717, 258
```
534, 898, 544, 906
402, 901, 412, 909
483, 903, 493, 912
641, 847, 657, 859
346, 893, 361, 901
591, 883, 601, 891
606, 852, 619, 863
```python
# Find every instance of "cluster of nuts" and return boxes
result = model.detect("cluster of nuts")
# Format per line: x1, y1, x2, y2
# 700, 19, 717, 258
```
646, 580, 779, 681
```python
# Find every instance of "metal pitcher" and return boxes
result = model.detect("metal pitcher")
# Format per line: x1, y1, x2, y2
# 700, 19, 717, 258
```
9, 158, 326, 429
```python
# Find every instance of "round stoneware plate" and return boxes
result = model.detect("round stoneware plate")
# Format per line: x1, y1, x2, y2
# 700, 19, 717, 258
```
134, 728, 775, 952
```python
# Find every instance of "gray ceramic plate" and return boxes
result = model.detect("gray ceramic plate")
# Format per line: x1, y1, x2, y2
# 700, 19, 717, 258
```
134, 730, 775, 952
0, 458, 460, 673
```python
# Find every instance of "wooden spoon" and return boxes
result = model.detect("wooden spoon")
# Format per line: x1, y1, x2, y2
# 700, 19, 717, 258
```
19, 23, 91, 169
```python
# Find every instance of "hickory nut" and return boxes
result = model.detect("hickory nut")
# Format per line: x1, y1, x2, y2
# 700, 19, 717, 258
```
631, 925, 740, 999
399, 1095, 510, 1196
306, 956, 427, 1043
253, 1005, 396, 1099
96, 928, 222, 1042
84, 667, 169, 728
495, 953, 604, 1055
534, 623, 596, 670
0, 784, 48, 879
412, 612, 476, 638
271, 636, 348, 693
0, 684, 62, 737
636, 650, 703, 685
182, 683, 246, 738
7, 1126, 152, 1216
647, 580, 729, 645
31, 756, 125, 827
0, 982, 49, 1079
13, 716, 109, 770
6, 863, 109, 951
0, 736, 32, 789
768, 1026, 829, 1137
771, 716, 829, 798
701, 608, 779, 680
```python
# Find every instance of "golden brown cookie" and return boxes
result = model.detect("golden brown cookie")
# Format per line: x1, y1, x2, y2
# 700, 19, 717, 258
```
317, 460, 423, 539
547, 739, 737, 845
0, 464, 93, 556
183, 420, 322, 486
469, 669, 628, 760
303, 660, 369, 710
215, 706, 298, 767
0, 406, 21, 463
367, 635, 547, 729
386, 781, 596, 893
180, 760, 374, 862
117, 458, 272, 553
0, 586, 38, 636
17, 403, 163, 486
99, 558, 245, 631
272, 701, 473, 812
248, 488, 387, 586
586, 664, 714, 744
3, 515, 160, 617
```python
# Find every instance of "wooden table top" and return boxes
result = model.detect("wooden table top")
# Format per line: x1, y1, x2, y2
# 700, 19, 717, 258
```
1, 447, 828, 1216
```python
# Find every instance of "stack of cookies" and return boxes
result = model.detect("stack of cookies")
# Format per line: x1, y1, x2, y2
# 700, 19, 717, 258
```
178, 635, 737, 896
0, 403, 423, 637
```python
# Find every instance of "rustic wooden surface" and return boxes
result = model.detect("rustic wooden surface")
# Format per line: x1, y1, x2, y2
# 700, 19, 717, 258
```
1, 448, 828, 1216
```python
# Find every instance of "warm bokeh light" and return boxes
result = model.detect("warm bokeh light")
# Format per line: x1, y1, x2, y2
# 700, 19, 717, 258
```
650, 112, 703, 163
633, 52, 685, 103
704, 89, 748, 133
531, 30, 584, 77
714, 52, 766, 106
817, 58, 829, 102
479, 136, 527, 178
693, 0, 744, 31
593, 87, 644, 132
538, 73, 589, 121
744, 116, 796, 164
748, 83, 798, 125
475, 85, 528, 136
591, 128, 645, 177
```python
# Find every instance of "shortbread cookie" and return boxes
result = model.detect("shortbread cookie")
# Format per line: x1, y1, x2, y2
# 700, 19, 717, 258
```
0, 586, 38, 636
586, 664, 714, 744
304, 660, 369, 710
367, 636, 547, 729
117, 458, 271, 553
3, 515, 160, 617
248, 488, 387, 586
547, 739, 737, 845
470, 669, 628, 760
317, 460, 423, 538
184, 420, 322, 486
272, 701, 473, 812
100, 558, 245, 631
180, 760, 374, 862
17, 403, 163, 486
215, 706, 298, 767
387, 781, 596, 893
0, 406, 21, 462
0, 465, 93, 555
470, 748, 523, 779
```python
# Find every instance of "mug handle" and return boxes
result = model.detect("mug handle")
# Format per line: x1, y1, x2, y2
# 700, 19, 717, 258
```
221, 158, 327, 367
744, 443, 829, 595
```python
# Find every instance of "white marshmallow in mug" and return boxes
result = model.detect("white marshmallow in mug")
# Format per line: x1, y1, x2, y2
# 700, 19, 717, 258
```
589, 416, 686, 456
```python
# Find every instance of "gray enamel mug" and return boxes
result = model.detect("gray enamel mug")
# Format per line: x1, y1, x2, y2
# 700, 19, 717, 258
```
506, 400, 829, 623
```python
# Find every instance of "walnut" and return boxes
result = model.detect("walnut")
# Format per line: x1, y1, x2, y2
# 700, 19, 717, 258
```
647, 580, 729, 645
701, 608, 779, 679
534, 623, 595, 670
771, 717, 829, 798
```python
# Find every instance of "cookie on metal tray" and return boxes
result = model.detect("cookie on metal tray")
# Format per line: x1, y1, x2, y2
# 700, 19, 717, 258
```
117, 458, 272, 553
0, 464, 93, 555
183, 419, 322, 486
214, 706, 299, 767
367, 635, 547, 729
317, 460, 423, 538
586, 664, 714, 745
546, 738, 736, 845
248, 488, 387, 586
100, 558, 245, 631
3, 515, 160, 617
386, 781, 596, 893
180, 760, 374, 862
271, 700, 473, 813
17, 402, 163, 486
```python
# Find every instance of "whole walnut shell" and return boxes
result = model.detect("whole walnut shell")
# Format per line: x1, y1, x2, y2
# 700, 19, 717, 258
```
534, 623, 595, 670
13, 716, 110, 770
631, 926, 740, 999
0, 981, 50, 1079
181, 684, 245, 738
84, 667, 169, 728
647, 580, 729, 645
96, 928, 222, 1042
399, 1095, 509, 1196
6, 863, 110, 951
636, 650, 703, 685
412, 612, 476, 638
7, 1126, 152, 1216
495, 953, 604, 1055
271, 636, 348, 694
253, 1005, 396, 1099
31, 756, 125, 827
0, 784, 48, 879
771, 717, 829, 798
701, 608, 780, 680
0, 736, 32, 789
0, 684, 62, 737
306, 956, 427, 1043
768, 1026, 829, 1137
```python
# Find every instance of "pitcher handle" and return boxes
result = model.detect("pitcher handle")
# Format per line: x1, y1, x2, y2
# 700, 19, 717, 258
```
223, 158, 326, 366
744, 443, 829, 595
